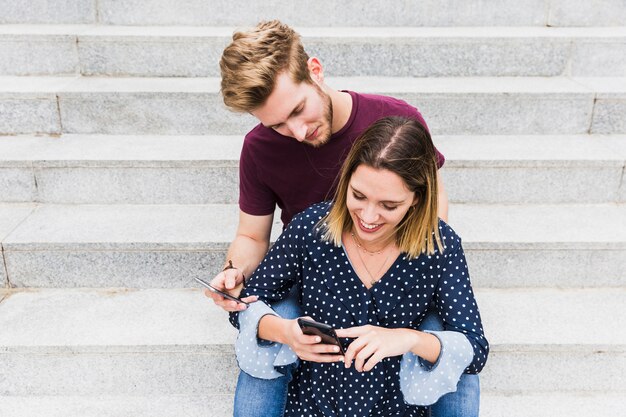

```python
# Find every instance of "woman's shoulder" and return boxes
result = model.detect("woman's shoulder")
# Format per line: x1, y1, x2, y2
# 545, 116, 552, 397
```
436, 218, 463, 256
285, 202, 332, 233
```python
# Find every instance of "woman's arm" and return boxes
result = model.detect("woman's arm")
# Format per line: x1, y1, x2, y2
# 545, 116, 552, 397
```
335, 326, 441, 372
433, 231, 489, 373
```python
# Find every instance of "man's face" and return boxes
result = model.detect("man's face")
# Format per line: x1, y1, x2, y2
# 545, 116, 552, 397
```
251, 71, 333, 148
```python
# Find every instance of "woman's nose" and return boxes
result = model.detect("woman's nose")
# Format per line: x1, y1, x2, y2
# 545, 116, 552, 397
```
360, 204, 379, 223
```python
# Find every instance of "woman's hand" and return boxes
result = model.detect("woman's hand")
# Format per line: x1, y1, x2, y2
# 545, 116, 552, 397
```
282, 317, 345, 364
335, 325, 421, 372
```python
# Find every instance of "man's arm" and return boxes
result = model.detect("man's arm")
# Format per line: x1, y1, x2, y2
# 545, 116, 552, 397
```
205, 210, 274, 312
437, 170, 449, 222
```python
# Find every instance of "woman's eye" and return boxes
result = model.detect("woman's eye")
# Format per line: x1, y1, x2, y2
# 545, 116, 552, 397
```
383, 205, 398, 211
352, 193, 365, 200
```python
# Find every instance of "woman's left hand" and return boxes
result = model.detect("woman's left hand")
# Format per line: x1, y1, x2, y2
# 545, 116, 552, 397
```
335, 325, 419, 372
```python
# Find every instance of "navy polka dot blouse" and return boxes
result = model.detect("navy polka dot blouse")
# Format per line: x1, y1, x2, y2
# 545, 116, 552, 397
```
232, 202, 489, 417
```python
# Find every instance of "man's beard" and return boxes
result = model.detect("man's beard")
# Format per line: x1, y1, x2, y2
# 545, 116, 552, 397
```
308, 88, 334, 148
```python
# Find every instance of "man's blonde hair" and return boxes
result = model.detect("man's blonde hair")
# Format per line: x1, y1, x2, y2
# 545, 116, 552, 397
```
220, 20, 312, 113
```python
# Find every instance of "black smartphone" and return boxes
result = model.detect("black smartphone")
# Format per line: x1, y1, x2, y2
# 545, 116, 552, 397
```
195, 276, 249, 306
297, 318, 345, 355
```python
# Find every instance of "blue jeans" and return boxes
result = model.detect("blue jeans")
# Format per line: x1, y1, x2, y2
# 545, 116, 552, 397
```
233, 294, 480, 417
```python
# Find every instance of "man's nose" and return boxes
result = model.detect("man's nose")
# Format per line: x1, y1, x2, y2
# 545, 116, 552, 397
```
287, 119, 307, 142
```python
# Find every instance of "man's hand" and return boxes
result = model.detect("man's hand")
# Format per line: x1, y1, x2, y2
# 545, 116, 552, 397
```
204, 267, 257, 312
335, 325, 420, 372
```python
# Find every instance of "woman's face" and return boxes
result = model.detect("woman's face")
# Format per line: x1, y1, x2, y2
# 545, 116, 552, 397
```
346, 165, 416, 248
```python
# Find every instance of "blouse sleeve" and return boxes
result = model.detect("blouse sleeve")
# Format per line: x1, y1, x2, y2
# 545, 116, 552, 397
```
400, 227, 489, 405
432, 233, 489, 374
229, 210, 312, 379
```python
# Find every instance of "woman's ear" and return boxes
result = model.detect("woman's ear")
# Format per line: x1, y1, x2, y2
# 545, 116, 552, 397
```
307, 57, 324, 84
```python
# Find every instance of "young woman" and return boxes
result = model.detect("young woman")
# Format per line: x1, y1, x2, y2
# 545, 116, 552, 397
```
231, 116, 489, 417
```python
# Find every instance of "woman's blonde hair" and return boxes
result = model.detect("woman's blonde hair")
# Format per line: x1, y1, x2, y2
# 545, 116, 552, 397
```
320, 116, 443, 257
220, 20, 312, 112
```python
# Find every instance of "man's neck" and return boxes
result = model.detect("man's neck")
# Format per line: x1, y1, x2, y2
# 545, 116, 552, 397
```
329, 89, 353, 134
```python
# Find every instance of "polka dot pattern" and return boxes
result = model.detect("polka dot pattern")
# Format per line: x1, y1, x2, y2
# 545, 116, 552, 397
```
231, 202, 489, 417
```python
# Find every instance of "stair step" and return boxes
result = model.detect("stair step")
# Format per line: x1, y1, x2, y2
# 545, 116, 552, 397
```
0, 395, 232, 417
0, 392, 624, 417
1, 134, 624, 204
2, 76, 626, 135
1, 26, 625, 77
1, 203, 624, 288
3, 0, 624, 27
0, 287, 623, 396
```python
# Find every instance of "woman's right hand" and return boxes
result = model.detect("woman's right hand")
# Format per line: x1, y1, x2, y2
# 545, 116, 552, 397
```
284, 317, 344, 363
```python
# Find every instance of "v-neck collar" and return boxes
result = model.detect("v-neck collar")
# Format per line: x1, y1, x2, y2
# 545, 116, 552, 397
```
320, 244, 422, 324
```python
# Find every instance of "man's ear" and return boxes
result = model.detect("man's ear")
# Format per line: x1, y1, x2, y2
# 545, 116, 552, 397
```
307, 57, 324, 84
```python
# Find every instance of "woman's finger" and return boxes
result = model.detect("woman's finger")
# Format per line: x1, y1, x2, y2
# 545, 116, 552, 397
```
354, 343, 377, 372
343, 334, 369, 368
362, 351, 385, 372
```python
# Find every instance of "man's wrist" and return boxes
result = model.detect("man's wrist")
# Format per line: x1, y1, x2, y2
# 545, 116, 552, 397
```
223, 260, 247, 285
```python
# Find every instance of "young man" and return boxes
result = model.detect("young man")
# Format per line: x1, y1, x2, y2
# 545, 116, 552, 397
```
206, 20, 479, 417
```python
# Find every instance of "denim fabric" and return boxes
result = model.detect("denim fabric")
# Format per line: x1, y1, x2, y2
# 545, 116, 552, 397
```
234, 289, 302, 417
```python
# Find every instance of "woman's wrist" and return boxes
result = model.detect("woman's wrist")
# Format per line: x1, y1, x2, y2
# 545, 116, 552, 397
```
409, 330, 441, 364
258, 314, 291, 345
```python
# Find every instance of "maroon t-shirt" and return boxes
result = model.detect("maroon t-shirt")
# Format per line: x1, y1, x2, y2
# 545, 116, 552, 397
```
239, 91, 445, 227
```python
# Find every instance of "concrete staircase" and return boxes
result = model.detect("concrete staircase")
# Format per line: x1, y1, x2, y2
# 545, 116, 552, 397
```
1, 1, 625, 416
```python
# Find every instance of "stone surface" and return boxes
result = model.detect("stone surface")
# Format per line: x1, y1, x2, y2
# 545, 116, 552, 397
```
0, 204, 36, 240
0, 392, 233, 417
1, 393, 624, 417
0, 204, 36, 287
571, 39, 626, 76
5, 26, 626, 77
2, 134, 623, 204
549, 0, 626, 26
3, 203, 624, 288
466, 248, 626, 288
0, 33, 79, 75
481, 393, 626, 417
78, 34, 228, 77
35, 165, 239, 204
0, 288, 624, 395
0, 168, 37, 202
0, 97, 60, 134
97, 0, 547, 26
448, 203, 626, 244
1, 204, 281, 287
592, 94, 626, 134
477, 288, 626, 346
0, 395, 234, 417
49, 76, 601, 135
0, 288, 235, 346
0, 0, 95, 24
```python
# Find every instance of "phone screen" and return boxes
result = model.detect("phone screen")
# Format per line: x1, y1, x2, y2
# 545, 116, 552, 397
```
195, 277, 249, 306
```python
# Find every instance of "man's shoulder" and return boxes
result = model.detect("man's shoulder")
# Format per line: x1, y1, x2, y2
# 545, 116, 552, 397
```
352, 91, 417, 113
